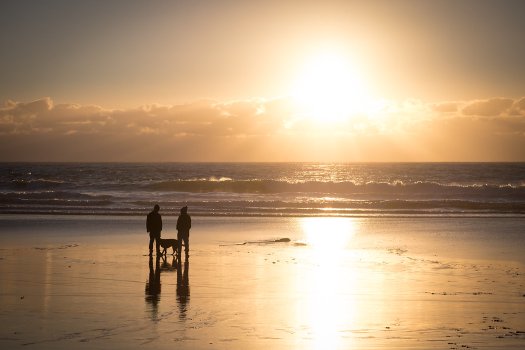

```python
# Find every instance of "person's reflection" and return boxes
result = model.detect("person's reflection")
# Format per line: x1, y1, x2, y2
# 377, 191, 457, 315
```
160, 254, 177, 272
176, 260, 190, 319
145, 255, 161, 320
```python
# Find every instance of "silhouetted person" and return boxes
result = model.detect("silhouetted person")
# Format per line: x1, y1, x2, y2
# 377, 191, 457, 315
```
177, 260, 190, 319
176, 206, 191, 260
145, 255, 161, 319
146, 204, 162, 256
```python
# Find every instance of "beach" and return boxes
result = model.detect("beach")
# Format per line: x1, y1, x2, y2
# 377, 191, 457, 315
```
1, 214, 524, 349
2, 0, 525, 346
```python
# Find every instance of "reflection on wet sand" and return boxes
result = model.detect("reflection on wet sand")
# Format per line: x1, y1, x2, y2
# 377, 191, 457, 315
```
177, 261, 190, 319
144, 255, 190, 321
300, 217, 358, 349
160, 255, 177, 272
145, 256, 161, 320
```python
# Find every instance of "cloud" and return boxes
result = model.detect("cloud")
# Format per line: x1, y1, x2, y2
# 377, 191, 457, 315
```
461, 97, 514, 116
1, 96, 524, 161
0, 97, 289, 138
510, 97, 525, 116
431, 101, 460, 113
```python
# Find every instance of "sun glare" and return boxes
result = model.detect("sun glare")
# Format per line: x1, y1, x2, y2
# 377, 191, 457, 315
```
299, 217, 358, 349
301, 217, 356, 260
291, 52, 373, 123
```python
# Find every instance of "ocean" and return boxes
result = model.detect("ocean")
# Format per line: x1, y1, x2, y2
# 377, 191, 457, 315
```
0, 162, 524, 217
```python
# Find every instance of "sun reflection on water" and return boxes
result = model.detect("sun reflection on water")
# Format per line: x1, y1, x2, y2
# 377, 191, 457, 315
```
299, 217, 358, 349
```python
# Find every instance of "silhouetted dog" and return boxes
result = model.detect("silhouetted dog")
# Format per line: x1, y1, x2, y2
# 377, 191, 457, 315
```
159, 238, 178, 256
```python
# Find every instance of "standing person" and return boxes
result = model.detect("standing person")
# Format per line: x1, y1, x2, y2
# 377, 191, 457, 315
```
177, 206, 191, 260
146, 204, 162, 256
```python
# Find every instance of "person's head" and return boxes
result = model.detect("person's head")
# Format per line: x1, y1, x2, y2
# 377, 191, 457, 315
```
181, 206, 187, 214
154, 204, 160, 212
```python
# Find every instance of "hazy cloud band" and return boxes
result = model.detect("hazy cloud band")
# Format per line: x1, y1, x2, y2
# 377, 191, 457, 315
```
1, 96, 524, 161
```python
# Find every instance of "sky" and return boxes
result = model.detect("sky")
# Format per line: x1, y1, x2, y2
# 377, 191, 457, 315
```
1, 0, 524, 162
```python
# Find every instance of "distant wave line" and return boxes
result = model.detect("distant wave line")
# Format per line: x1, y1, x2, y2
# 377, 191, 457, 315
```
144, 179, 525, 195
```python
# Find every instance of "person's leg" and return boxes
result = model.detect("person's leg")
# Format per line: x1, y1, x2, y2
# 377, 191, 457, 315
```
177, 231, 182, 259
183, 233, 189, 258
155, 232, 161, 255
149, 233, 154, 255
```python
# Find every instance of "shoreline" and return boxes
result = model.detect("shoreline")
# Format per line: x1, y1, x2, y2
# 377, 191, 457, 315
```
2, 212, 525, 218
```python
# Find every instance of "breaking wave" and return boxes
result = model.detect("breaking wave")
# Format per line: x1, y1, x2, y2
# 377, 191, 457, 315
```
1, 162, 524, 216
145, 179, 524, 199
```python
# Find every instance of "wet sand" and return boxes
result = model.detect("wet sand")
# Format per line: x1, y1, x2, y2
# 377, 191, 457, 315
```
1, 215, 524, 349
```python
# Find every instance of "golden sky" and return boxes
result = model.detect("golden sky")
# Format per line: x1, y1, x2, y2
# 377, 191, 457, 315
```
1, 0, 524, 161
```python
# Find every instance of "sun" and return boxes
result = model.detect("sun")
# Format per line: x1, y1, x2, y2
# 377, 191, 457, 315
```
291, 51, 372, 123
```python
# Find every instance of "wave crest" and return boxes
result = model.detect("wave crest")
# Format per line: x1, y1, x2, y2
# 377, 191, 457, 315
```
145, 179, 524, 198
